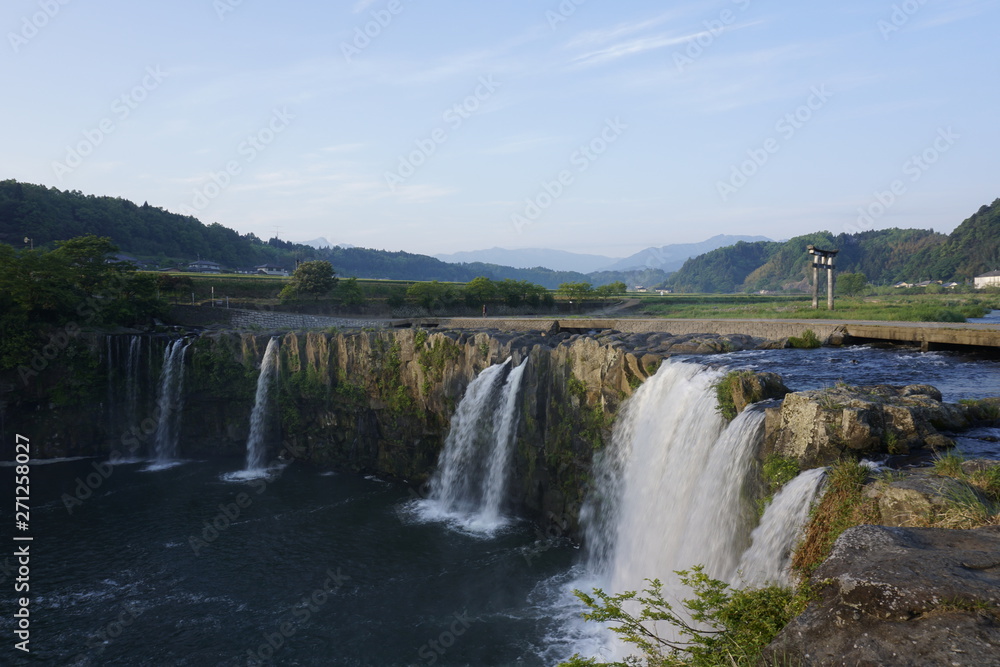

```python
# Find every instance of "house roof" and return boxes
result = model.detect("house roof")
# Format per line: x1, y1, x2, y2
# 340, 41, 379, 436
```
976, 270, 1000, 278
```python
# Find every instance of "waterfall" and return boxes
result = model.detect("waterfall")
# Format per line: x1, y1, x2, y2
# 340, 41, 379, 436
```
420, 358, 527, 532
480, 359, 528, 526
245, 337, 281, 472
579, 360, 769, 653
152, 338, 191, 462
105, 335, 145, 436
124, 335, 142, 430
736, 467, 827, 587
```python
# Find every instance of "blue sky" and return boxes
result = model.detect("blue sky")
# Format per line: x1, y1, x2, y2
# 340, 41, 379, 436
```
3, 0, 998, 257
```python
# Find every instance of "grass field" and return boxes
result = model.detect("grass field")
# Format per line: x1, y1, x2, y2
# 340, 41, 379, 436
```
628, 293, 1000, 322
152, 272, 1000, 323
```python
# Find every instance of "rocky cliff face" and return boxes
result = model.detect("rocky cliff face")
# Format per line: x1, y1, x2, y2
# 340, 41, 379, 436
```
761, 383, 974, 467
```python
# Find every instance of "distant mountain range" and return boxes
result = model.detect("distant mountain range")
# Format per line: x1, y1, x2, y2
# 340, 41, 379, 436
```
435, 234, 771, 274
302, 237, 354, 250
435, 247, 614, 274
0, 180, 664, 289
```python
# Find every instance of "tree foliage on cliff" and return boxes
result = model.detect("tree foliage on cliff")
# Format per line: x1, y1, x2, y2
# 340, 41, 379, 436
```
0, 235, 166, 370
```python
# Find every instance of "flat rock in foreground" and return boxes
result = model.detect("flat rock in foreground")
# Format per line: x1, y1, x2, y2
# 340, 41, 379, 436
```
766, 524, 1000, 666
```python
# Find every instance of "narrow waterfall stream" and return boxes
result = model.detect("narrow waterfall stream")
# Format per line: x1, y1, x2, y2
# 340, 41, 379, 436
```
151, 338, 191, 464
245, 337, 281, 472
418, 358, 527, 533
736, 467, 828, 587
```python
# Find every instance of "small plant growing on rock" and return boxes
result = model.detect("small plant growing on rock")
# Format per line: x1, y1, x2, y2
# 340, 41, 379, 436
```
788, 329, 821, 349
932, 449, 966, 478
792, 459, 880, 577
713, 370, 759, 421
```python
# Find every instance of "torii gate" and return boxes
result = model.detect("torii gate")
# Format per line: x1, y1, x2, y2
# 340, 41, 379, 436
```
807, 245, 838, 310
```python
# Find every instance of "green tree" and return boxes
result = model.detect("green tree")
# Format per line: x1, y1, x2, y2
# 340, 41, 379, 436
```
594, 281, 627, 299
280, 260, 338, 301
464, 276, 499, 306
558, 282, 594, 301
561, 568, 809, 667
837, 272, 868, 297
337, 277, 365, 307
407, 281, 453, 312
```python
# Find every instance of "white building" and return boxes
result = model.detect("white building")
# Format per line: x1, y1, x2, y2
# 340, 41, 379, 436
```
974, 271, 1000, 289
256, 264, 289, 276
188, 260, 223, 273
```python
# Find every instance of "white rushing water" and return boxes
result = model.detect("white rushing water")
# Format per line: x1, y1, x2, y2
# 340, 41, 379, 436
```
577, 360, 829, 657
152, 338, 191, 463
245, 337, 281, 472
736, 467, 827, 587
106, 335, 145, 435
420, 358, 527, 532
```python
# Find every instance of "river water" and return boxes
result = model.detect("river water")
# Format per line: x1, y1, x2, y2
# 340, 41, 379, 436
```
2, 343, 998, 666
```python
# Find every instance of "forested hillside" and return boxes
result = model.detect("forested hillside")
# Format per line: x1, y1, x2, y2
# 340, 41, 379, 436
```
666, 198, 999, 292
0, 180, 655, 288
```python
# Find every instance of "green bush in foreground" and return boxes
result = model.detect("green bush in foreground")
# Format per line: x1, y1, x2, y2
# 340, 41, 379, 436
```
560, 567, 810, 667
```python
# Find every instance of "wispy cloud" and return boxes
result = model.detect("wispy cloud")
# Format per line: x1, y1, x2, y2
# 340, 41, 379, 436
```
909, 0, 995, 32
484, 135, 564, 155
570, 32, 699, 67
385, 183, 458, 203
564, 11, 688, 50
